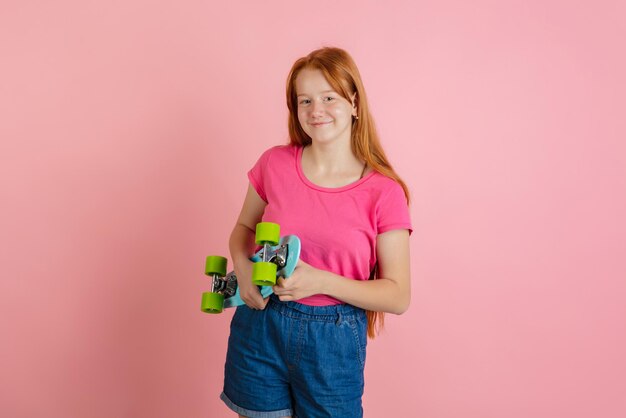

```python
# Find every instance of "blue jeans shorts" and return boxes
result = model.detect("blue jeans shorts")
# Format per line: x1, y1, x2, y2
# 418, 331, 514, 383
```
220, 294, 367, 418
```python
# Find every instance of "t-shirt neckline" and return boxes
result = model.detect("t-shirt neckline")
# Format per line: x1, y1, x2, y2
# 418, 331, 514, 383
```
295, 146, 375, 193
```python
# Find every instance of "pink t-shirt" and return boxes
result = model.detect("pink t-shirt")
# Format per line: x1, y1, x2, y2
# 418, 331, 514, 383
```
248, 145, 412, 306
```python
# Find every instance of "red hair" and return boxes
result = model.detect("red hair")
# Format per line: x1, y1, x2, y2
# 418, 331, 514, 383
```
286, 47, 410, 338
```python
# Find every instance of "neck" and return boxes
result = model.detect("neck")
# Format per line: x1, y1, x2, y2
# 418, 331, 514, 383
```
305, 140, 361, 173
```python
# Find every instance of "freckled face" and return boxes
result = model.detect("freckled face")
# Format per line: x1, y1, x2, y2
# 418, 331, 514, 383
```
295, 68, 357, 145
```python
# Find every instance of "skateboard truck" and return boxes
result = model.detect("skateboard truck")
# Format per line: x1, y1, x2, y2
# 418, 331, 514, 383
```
208, 244, 289, 297
257, 244, 288, 271
208, 270, 237, 298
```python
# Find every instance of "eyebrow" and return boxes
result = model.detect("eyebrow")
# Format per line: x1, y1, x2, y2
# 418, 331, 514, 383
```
296, 90, 337, 97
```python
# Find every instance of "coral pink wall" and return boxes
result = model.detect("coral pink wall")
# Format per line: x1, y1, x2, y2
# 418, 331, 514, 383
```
1, 1, 624, 417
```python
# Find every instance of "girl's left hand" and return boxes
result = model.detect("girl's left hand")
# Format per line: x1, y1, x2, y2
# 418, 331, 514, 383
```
273, 259, 324, 301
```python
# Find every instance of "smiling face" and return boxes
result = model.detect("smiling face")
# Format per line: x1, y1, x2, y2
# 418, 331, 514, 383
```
295, 68, 357, 147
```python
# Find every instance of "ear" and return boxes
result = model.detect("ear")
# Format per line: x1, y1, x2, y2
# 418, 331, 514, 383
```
351, 92, 358, 116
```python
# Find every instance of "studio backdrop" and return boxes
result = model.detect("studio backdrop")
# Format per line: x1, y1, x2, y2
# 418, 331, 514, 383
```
1, 1, 624, 417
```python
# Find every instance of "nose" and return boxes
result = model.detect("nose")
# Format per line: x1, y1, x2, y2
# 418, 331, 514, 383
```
310, 100, 324, 117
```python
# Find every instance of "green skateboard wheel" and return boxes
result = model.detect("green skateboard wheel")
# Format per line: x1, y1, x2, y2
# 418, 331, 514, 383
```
205, 255, 227, 277
255, 222, 280, 246
252, 261, 278, 286
201, 292, 225, 313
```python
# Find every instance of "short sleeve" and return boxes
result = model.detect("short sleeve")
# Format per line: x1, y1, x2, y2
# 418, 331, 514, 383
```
247, 147, 275, 203
376, 181, 413, 235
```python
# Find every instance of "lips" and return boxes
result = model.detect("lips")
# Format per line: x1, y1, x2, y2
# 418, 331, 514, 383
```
310, 121, 331, 127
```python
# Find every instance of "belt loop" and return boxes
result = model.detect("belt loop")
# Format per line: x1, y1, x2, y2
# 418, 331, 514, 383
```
336, 312, 342, 325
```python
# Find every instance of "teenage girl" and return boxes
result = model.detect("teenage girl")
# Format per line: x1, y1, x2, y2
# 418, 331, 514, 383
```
220, 46, 412, 418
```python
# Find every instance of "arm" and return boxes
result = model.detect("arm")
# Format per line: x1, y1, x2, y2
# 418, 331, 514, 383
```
229, 184, 268, 309
273, 229, 411, 315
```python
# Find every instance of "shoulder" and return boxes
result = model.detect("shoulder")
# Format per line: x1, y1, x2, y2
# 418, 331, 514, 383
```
261, 144, 299, 157
363, 172, 407, 200
368, 172, 402, 187
254, 144, 299, 165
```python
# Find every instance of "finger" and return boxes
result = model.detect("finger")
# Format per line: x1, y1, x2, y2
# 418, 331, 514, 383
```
243, 301, 259, 310
279, 277, 293, 289
253, 297, 266, 310
244, 287, 266, 309
278, 294, 293, 302
249, 295, 270, 310
274, 284, 291, 295
244, 295, 265, 310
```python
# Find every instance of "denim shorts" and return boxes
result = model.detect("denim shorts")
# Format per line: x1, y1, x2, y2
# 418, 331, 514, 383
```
220, 294, 367, 418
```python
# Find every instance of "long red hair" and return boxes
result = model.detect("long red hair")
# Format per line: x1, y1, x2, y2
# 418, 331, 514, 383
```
285, 47, 410, 338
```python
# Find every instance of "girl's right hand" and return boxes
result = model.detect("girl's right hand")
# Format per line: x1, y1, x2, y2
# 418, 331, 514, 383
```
234, 260, 269, 310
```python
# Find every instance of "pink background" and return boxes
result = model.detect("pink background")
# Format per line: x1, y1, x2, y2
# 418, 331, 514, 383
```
1, 1, 625, 417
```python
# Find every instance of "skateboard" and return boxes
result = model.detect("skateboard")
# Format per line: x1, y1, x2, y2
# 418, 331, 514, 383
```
201, 222, 301, 314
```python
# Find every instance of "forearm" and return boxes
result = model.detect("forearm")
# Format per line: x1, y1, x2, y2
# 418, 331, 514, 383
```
229, 223, 256, 267
320, 270, 410, 315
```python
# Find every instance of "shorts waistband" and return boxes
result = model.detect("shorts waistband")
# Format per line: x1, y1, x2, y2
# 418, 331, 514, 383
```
268, 294, 365, 322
